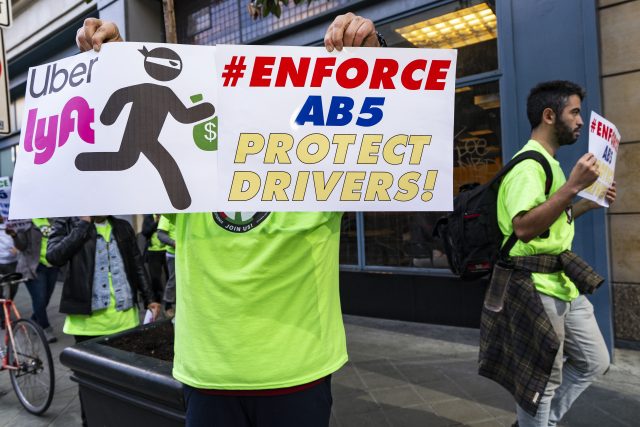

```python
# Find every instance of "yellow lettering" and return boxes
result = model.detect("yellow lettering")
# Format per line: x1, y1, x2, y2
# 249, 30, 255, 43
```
364, 172, 393, 201
235, 133, 265, 163
332, 134, 356, 164
313, 171, 343, 200
264, 133, 294, 164
228, 171, 261, 201
394, 172, 421, 201
297, 133, 331, 164
408, 135, 432, 164
357, 134, 383, 164
340, 171, 366, 201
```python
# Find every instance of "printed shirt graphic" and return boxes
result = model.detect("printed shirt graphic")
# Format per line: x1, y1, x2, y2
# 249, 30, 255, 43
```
170, 211, 348, 389
63, 221, 139, 336
32, 218, 51, 266
497, 140, 578, 301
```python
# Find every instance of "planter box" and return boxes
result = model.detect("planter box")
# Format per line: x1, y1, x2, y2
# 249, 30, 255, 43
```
60, 321, 184, 427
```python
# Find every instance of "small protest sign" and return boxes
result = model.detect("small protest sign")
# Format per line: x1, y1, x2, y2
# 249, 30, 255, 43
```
578, 112, 620, 207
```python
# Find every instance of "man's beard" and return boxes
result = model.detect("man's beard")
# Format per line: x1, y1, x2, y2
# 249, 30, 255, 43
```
555, 119, 579, 146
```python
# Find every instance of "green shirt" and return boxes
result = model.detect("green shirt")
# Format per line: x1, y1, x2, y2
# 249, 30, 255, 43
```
148, 215, 168, 252
63, 221, 140, 336
32, 218, 51, 267
157, 215, 176, 255
497, 140, 579, 301
170, 212, 347, 389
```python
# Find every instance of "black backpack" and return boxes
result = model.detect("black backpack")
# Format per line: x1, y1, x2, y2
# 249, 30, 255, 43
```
434, 151, 553, 280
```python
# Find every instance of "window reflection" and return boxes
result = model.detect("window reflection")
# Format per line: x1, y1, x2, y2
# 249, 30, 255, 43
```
364, 81, 501, 269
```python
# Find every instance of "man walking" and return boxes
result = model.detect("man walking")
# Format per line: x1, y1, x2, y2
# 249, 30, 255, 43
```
479, 81, 616, 427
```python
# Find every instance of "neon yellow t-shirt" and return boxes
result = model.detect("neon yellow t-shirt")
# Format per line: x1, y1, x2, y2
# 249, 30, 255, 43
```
63, 221, 140, 336
32, 218, 51, 267
170, 212, 348, 390
157, 215, 176, 255
148, 215, 168, 252
497, 140, 579, 301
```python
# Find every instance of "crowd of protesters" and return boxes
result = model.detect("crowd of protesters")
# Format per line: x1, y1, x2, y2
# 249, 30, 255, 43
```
0, 10, 619, 427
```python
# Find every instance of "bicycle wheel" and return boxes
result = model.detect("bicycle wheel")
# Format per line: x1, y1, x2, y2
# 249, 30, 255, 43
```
8, 318, 55, 415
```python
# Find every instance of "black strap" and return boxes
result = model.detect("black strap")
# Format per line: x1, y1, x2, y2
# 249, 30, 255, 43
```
498, 151, 553, 259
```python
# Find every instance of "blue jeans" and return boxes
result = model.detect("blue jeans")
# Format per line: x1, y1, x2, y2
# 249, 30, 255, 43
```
25, 264, 59, 330
516, 294, 610, 427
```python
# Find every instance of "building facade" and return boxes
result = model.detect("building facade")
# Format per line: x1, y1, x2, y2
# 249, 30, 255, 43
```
1, 0, 638, 352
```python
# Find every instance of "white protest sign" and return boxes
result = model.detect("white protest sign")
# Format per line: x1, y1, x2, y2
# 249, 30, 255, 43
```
10, 43, 456, 218
578, 111, 620, 207
215, 45, 456, 211
0, 175, 29, 230
0, 175, 10, 217
11, 43, 219, 218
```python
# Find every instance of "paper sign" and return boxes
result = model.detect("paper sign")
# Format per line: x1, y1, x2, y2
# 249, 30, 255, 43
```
577, 112, 620, 207
10, 43, 456, 218
215, 45, 456, 211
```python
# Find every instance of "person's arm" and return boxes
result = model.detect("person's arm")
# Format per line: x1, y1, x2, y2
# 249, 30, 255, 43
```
324, 12, 380, 51
10, 228, 29, 251
124, 223, 161, 317
157, 229, 175, 248
165, 88, 215, 124
46, 217, 93, 267
140, 215, 158, 239
512, 153, 600, 242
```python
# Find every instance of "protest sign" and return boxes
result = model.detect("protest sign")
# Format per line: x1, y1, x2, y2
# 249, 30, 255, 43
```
10, 43, 456, 218
578, 112, 620, 207
216, 45, 456, 211
0, 175, 29, 230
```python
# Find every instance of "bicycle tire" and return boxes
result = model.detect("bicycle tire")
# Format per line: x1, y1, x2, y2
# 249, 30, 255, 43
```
8, 318, 55, 415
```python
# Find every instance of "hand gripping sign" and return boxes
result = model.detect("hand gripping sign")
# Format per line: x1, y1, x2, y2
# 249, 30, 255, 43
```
10, 43, 456, 218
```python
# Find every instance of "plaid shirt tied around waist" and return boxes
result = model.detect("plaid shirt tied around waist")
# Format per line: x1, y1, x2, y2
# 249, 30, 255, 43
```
478, 250, 604, 416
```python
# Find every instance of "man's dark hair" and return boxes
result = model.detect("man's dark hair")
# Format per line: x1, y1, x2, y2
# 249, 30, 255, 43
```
526, 80, 586, 129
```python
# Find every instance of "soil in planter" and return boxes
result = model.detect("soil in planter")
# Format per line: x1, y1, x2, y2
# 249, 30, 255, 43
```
105, 321, 175, 361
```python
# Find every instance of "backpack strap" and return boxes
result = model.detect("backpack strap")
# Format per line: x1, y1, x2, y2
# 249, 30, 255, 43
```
498, 151, 553, 260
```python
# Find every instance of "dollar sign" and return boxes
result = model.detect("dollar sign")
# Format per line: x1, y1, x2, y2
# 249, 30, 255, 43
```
204, 122, 217, 142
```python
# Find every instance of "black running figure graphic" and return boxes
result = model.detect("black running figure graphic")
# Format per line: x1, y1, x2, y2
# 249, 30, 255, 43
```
75, 46, 215, 209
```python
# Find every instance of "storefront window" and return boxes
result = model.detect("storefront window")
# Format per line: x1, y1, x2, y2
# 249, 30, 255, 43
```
362, 1, 501, 270
176, 0, 352, 45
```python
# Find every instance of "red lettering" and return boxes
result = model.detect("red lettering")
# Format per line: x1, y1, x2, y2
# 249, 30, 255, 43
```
597, 121, 603, 137
250, 56, 276, 87
336, 58, 369, 89
401, 59, 427, 91
425, 60, 451, 90
275, 57, 310, 87
370, 59, 398, 89
310, 57, 337, 87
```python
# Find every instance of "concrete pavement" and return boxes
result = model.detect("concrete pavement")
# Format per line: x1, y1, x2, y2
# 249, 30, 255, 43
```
1, 282, 639, 426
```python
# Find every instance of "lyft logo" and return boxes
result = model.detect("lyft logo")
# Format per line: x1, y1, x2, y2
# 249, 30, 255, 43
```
23, 97, 95, 164
23, 57, 98, 164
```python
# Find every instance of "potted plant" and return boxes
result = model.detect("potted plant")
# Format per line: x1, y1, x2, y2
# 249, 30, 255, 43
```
60, 321, 184, 427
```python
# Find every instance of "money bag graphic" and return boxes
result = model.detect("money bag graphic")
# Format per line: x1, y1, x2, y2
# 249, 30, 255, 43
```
191, 93, 218, 151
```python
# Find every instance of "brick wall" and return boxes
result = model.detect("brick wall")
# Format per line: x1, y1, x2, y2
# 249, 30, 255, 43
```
599, 0, 640, 343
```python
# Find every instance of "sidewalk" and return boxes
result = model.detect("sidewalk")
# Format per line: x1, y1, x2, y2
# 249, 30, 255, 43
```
1, 283, 639, 426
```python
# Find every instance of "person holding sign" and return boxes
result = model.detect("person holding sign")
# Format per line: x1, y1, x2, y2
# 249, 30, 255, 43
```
478, 81, 616, 427
76, 12, 381, 427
